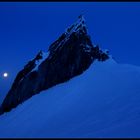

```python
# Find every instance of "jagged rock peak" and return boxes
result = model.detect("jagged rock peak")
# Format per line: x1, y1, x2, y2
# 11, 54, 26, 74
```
0, 15, 109, 116
65, 14, 87, 35
49, 15, 88, 53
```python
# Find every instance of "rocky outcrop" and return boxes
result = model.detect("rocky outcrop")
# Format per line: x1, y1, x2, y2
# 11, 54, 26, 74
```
0, 15, 109, 115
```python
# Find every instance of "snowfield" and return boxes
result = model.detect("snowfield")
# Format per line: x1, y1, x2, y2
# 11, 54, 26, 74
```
0, 58, 140, 138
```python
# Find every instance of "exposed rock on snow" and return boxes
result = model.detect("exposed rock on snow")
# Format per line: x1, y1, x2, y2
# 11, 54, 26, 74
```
0, 16, 109, 115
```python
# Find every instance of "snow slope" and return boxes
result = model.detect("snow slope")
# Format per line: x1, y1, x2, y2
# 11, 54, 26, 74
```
0, 58, 140, 138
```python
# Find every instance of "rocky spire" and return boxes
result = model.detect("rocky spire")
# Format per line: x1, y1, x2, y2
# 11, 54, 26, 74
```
0, 16, 109, 115
49, 15, 88, 53
65, 15, 87, 35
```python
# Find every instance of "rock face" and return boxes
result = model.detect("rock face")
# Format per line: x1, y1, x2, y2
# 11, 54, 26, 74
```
0, 15, 109, 115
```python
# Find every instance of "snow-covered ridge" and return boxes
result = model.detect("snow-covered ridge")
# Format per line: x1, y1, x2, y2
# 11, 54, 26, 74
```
1, 58, 140, 138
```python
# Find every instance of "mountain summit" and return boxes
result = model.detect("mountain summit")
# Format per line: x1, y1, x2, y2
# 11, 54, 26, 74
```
0, 16, 109, 115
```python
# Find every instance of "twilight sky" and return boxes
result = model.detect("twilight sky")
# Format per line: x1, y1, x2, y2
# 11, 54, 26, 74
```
0, 2, 140, 103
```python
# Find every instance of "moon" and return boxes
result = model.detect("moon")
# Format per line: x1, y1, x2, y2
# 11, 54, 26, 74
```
3, 72, 8, 78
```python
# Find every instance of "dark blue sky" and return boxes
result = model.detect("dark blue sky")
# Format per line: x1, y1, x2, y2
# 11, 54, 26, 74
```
0, 2, 140, 102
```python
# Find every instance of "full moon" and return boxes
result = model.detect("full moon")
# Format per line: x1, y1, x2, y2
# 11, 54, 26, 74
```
3, 72, 8, 78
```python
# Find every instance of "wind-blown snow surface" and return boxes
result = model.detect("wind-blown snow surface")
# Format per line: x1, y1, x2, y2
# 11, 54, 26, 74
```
0, 58, 140, 138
